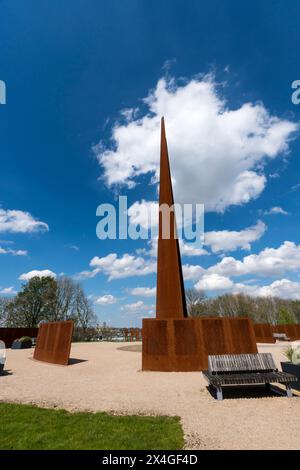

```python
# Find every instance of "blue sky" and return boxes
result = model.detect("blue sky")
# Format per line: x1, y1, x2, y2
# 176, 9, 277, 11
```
1, 1, 300, 326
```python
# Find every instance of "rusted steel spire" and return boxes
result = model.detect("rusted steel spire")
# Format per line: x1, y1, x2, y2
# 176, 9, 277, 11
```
156, 117, 187, 319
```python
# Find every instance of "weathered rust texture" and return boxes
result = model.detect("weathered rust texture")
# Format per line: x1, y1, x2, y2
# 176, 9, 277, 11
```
33, 320, 73, 366
0, 328, 38, 348
287, 324, 299, 340
156, 117, 187, 319
295, 324, 300, 339
142, 317, 257, 371
274, 324, 300, 341
226, 318, 258, 354
200, 317, 231, 356
253, 323, 276, 343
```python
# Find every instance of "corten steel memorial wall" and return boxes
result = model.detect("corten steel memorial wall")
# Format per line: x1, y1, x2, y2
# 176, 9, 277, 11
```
143, 317, 257, 371
33, 320, 73, 365
253, 323, 300, 342
273, 324, 300, 341
295, 324, 300, 339
142, 119, 258, 372
253, 323, 276, 343
0, 328, 38, 348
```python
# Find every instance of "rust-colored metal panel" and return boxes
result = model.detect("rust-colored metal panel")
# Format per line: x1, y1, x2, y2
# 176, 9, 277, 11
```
274, 324, 286, 337
226, 318, 258, 354
201, 318, 231, 355
172, 318, 206, 371
0, 328, 38, 348
156, 118, 187, 320
285, 324, 299, 341
142, 319, 171, 371
253, 323, 276, 343
274, 324, 299, 340
142, 318, 205, 371
33, 320, 73, 366
295, 324, 300, 339
142, 317, 257, 371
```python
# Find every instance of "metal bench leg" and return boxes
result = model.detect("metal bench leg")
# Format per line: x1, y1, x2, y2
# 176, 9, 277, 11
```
216, 386, 223, 401
286, 384, 293, 398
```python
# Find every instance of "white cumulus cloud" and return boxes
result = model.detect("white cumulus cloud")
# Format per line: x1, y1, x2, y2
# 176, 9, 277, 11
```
130, 286, 156, 297
0, 209, 49, 233
0, 245, 27, 256
179, 240, 208, 257
121, 300, 149, 312
204, 220, 266, 253
95, 76, 297, 212
195, 274, 234, 291
94, 294, 117, 305
76, 253, 156, 281
263, 206, 289, 216
254, 279, 300, 299
208, 241, 300, 278
234, 279, 300, 300
19, 269, 56, 281
144, 237, 208, 258
0, 286, 17, 295
195, 276, 300, 299
183, 264, 205, 280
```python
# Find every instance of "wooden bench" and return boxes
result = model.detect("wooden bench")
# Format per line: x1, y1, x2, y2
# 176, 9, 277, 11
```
202, 353, 297, 400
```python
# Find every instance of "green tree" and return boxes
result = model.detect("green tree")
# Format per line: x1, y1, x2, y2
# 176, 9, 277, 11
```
277, 307, 296, 325
0, 297, 9, 326
5, 275, 97, 340
6, 276, 57, 327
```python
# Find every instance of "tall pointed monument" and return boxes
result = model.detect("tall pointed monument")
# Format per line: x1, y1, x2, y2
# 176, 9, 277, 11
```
156, 117, 187, 319
142, 118, 258, 371
142, 117, 203, 371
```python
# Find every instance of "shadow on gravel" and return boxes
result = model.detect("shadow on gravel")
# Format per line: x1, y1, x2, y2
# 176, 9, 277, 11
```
206, 383, 291, 400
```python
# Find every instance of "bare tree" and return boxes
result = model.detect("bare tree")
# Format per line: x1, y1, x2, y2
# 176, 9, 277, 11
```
186, 288, 207, 317
54, 277, 97, 332
54, 276, 76, 320
73, 284, 97, 333
255, 296, 278, 324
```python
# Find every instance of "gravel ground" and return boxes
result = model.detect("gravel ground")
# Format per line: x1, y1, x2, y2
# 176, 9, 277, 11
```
1, 341, 300, 450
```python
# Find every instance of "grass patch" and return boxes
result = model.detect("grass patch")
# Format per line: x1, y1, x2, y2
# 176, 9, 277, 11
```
0, 402, 184, 450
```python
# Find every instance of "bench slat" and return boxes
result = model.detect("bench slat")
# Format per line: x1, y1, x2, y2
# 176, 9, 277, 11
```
208, 353, 276, 373
203, 370, 296, 386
